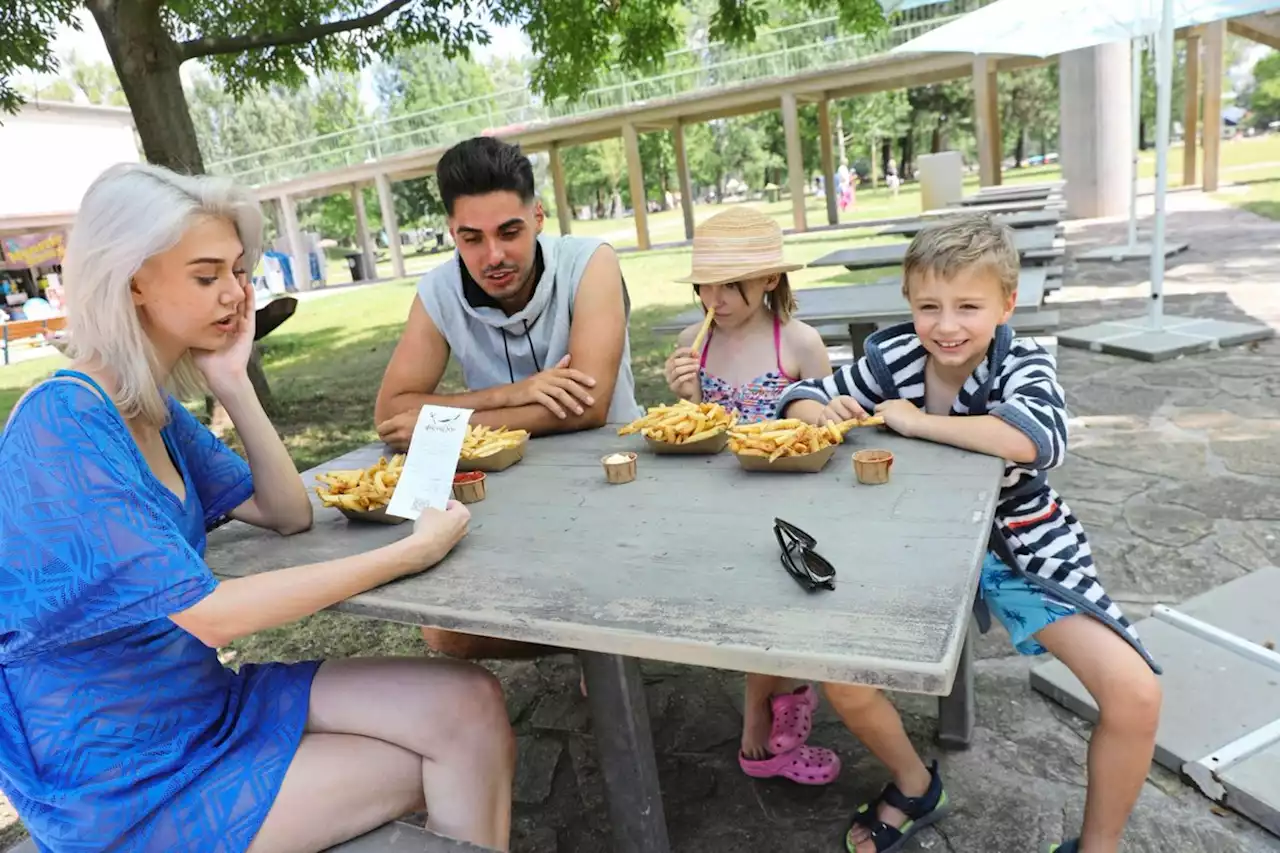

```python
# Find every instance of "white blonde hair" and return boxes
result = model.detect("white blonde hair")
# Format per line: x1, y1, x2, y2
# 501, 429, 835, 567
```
62, 162, 264, 428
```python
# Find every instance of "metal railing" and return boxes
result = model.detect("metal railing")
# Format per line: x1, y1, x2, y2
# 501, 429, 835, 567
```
207, 1, 985, 188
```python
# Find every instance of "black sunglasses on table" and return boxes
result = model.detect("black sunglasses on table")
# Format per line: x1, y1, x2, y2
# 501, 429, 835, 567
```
773, 518, 836, 592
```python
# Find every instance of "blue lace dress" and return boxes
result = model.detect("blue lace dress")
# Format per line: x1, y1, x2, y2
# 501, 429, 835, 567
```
0, 370, 320, 852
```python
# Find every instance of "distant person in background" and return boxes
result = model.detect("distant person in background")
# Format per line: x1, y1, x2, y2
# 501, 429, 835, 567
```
886, 158, 901, 197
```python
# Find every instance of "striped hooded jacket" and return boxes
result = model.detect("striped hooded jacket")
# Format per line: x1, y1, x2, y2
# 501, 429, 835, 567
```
774, 322, 1159, 673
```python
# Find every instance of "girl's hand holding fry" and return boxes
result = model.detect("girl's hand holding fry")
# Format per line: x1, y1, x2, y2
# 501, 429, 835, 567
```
664, 347, 701, 401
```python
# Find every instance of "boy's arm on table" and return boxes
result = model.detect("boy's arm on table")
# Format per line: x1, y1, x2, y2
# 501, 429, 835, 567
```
887, 345, 1065, 467
469, 243, 628, 435
777, 357, 883, 422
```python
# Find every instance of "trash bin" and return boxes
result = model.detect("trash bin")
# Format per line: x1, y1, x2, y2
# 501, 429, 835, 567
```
346, 252, 367, 282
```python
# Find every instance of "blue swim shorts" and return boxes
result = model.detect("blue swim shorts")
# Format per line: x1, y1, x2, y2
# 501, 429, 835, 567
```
979, 552, 1076, 655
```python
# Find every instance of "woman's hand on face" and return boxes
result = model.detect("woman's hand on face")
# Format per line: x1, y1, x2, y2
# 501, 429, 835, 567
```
193, 279, 257, 392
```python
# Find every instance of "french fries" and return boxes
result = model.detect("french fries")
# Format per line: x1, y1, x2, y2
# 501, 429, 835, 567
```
315, 454, 405, 512
690, 311, 715, 358
728, 415, 884, 462
460, 424, 529, 459
618, 399, 737, 444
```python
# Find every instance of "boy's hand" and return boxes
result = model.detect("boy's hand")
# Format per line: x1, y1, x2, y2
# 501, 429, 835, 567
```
875, 399, 926, 437
818, 396, 868, 424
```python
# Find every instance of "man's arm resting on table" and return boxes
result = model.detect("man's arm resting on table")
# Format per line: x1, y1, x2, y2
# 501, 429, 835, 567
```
375, 298, 513, 421
469, 244, 629, 436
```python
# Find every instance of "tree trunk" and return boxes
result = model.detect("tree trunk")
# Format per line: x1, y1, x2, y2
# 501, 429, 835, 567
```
931, 119, 943, 154
1039, 133, 1047, 159
1014, 129, 1026, 168
900, 134, 914, 180
88, 0, 275, 412
880, 139, 892, 181
89, 0, 205, 174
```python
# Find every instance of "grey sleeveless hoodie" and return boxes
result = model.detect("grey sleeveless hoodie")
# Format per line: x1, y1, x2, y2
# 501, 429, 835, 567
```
416, 233, 643, 423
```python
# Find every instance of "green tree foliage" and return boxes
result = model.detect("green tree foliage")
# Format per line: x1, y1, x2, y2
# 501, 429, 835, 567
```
1, 0, 887, 177
1000, 64, 1059, 165
1243, 50, 1280, 129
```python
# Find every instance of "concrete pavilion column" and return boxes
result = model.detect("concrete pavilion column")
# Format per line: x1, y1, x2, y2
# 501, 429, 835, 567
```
781, 92, 807, 233
1058, 42, 1134, 218
1202, 20, 1225, 192
374, 172, 406, 278
280, 193, 310, 292
548, 141, 573, 236
621, 122, 651, 251
973, 57, 1002, 187
1182, 29, 1202, 187
351, 183, 377, 281
672, 119, 696, 241
817, 97, 838, 225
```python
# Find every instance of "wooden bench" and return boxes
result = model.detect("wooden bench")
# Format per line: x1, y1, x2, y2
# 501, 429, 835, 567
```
1, 316, 66, 366
3, 822, 497, 853
329, 822, 498, 852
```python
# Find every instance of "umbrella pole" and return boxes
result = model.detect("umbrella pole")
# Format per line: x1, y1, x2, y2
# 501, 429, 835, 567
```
1148, 0, 1174, 331
1129, 37, 1142, 251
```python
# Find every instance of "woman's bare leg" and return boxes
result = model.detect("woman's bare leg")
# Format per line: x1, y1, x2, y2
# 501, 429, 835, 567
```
250, 656, 515, 852
247, 732, 425, 853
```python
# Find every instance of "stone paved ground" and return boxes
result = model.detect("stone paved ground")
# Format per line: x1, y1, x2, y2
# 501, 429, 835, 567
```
4, 192, 1279, 853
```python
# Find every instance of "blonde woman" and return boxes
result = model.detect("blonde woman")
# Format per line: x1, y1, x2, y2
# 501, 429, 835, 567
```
0, 163, 514, 853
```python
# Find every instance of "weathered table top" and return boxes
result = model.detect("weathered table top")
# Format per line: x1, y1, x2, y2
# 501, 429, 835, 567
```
206, 429, 1003, 694
652, 268, 1048, 334
959, 186, 1057, 205
939, 198, 1063, 215
810, 227, 1057, 270
882, 209, 1063, 236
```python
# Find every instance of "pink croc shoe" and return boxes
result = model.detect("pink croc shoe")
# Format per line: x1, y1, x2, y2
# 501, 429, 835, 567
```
768, 684, 820, 755
739, 744, 841, 786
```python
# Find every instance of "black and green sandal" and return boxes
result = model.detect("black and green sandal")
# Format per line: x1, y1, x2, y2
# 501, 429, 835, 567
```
1045, 840, 1080, 853
844, 760, 950, 853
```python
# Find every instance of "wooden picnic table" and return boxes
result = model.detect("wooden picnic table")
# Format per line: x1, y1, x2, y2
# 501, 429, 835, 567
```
959, 186, 1057, 205
653, 269, 1055, 357
810, 227, 1058, 271
206, 430, 1003, 853
978, 180, 1064, 195
654, 268, 1048, 334
941, 198, 1064, 215
880, 209, 1062, 237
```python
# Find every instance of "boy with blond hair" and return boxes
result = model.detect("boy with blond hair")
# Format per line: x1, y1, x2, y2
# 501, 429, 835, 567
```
777, 214, 1162, 853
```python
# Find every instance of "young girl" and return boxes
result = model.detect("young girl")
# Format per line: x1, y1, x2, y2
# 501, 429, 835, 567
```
663, 206, 839, 785
0, 163, 514, 852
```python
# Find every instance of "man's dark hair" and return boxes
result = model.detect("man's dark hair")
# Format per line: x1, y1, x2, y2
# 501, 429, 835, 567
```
437, 137, 536, 216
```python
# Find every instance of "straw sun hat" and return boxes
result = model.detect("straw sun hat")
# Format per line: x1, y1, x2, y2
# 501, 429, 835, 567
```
674, 206, 803, 287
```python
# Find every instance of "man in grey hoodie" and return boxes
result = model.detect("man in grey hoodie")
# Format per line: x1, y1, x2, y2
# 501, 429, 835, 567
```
374, 136, 642, 452
375, 136, 643, 659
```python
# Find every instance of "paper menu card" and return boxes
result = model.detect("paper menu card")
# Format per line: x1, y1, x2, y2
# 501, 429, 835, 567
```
385, 405, 473, 520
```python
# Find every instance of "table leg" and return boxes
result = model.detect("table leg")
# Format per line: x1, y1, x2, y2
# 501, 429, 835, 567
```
580, 652, 671, 853
847, 322, 878, 359
936, 628, 974, 750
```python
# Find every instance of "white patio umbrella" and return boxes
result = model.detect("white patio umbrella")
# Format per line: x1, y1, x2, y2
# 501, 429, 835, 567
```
890, 0, 1278, 348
